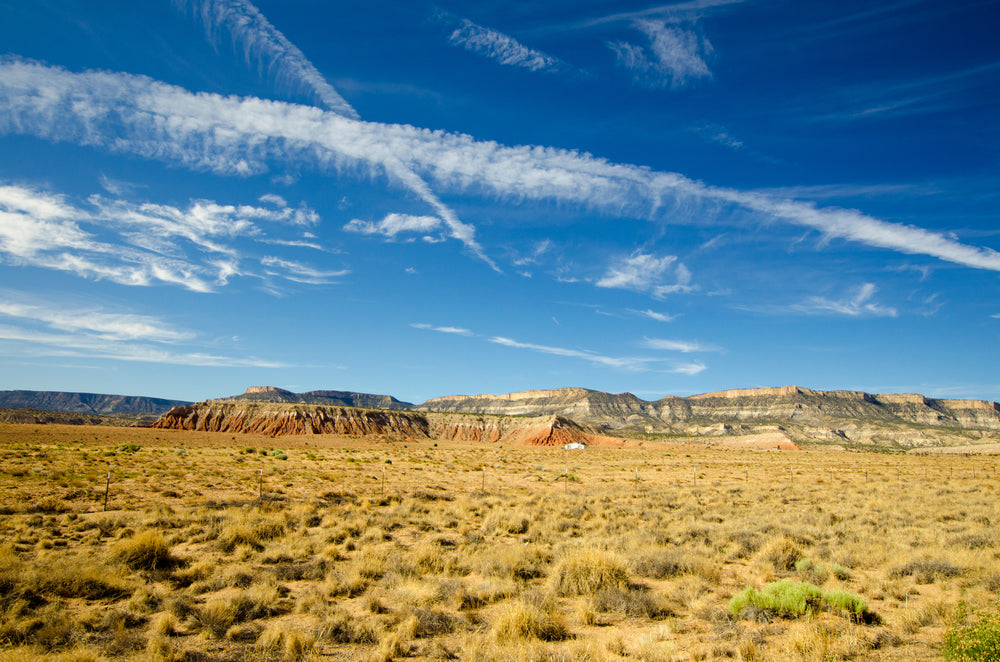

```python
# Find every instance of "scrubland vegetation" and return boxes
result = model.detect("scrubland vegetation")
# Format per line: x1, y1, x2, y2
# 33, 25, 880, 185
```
1, 422, 998, 661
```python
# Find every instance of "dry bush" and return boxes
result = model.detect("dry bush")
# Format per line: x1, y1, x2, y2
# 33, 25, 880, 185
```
891, 557, 964, 584
490, 600, 568, 642
217, 511, 287, 552
23, 557, 132, 601
478, 543, 550, 581
630, 545, 718, 581
315, 606, 382, 644
112, 530, 178, 571
548, 549, 630, 596
148, 611, 181, 637
452, 577, 518, 610
196, 599, 236, 639
591, 587, 673, 619
755, 535, 804, 572
256, 623, 315, 662
482, 508, 531, 536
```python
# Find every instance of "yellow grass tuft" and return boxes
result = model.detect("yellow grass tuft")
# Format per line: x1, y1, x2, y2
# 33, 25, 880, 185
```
548, 548, 630, 596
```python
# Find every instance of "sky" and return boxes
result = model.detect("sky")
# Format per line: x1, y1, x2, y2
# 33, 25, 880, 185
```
0, 0, 998, 405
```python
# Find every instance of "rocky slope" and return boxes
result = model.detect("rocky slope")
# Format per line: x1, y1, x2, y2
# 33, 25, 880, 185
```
152, 402, 606, 447
0, 390, 190, 419
214, 386, 413, 410
421, 385, 1000, 448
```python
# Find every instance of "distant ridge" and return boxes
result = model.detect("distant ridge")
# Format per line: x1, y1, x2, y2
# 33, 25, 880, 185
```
214, 386, 414, 410
419, 385, 1000, 448
6, 384, 1000, 450
0, 390, 191, 419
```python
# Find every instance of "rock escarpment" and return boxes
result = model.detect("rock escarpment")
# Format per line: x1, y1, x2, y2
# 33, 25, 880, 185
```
420, 385, 1000, 448
154, 403, 429, 437
153, 403, 602, 447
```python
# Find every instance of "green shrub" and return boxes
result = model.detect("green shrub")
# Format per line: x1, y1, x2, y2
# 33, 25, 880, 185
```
943, 604, 1000, 662
730, 580, 875, 623
730, 580, 823, 619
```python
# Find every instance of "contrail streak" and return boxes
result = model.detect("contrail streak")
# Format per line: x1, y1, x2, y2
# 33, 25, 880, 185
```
173, 0, 498, 270
174, 0, 358, 119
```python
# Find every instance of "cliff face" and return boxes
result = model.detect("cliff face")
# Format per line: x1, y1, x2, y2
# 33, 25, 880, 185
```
153, 403, 601, 447
417, 386, 1000, 449
153, 403, 429, 437
421, 388, 651, 424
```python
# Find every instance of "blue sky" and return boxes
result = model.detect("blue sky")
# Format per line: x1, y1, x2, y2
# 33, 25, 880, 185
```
0, 0, 998, 404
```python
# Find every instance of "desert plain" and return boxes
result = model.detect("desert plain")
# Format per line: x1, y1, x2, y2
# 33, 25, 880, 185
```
1, 421, 998, 662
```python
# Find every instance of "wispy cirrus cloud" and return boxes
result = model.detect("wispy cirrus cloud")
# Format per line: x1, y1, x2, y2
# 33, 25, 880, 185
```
0, 297, 194, 343
566, 0, 743, 31
0, 324, 288, 367
412, 321, 706, 374
3, 59, 999, 275
611, 19, 712, 89
447, 16, 563, 73
597, 253, 694, 297
630, 308, 679, 322
344, 213, 443, 241
173, 0, 358, 118
259, 256, 348, 285
176, 0, 495, 270
0, 181, 336, 292
793, 283, 898, 317
642, 337, 722, 352
0, 295, 285, 367
411, 323, 474, 336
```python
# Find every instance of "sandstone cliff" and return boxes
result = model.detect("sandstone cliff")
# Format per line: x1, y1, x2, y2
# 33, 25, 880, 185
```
153, 403, 603, 447
419, 386, 1000, 449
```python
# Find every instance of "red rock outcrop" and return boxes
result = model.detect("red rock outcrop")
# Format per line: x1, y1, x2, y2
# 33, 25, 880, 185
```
153, 403, 605, 447
153, 403, 430, 437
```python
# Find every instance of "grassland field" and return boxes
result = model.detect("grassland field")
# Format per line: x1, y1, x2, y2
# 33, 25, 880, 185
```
1, 423, 999, 662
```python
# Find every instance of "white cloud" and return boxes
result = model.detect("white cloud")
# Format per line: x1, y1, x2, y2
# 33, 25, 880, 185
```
175, 2, 492, 269
0, 181, 335, 292
611, 20, 712, 89
794, 283, 898, 317
597, 253, 693, 297
489, 335, 708, 375
411, 323, 474, 336
0, 298, 194, 342
0, 294, 285, 367
489, 335, 650, 370
670, 360, 707, 375
174, 0, 358, 118
259, 256, 349, 284
597, 253, 676, 291
0, 324, 287, 367
411, 321, 706, 374
344, 213, 443, 240
448, 17, 563, 73
513, 239, 553, 267
3, 59, 999, 274
630, 308, 679, 322
642, 337, 721, 352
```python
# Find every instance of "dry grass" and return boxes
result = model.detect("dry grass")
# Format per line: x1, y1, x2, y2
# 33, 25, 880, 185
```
0, 422, 997, 661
